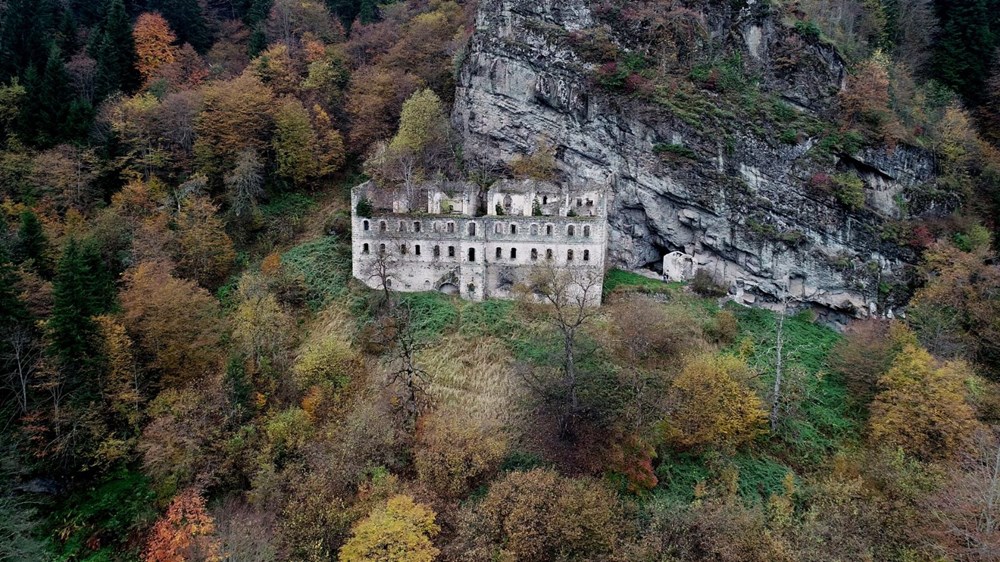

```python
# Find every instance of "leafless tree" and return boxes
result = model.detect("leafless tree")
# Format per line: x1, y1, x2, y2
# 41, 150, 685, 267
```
384, 303, 431, 432
1, 324, 41, 416
928, 428, 1000, 559
518, 264, 603, 440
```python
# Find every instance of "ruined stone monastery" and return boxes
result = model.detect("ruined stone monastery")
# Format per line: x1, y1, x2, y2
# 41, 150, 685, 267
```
351, 179, 608, 304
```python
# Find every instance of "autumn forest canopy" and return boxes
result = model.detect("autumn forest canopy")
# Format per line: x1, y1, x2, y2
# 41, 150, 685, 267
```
2, 0, 1000, 561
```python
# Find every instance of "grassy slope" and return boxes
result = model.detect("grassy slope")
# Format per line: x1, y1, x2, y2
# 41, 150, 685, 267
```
279, 234, 856, 505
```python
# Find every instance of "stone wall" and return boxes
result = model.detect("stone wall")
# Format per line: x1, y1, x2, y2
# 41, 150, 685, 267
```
352, 188, 608, 304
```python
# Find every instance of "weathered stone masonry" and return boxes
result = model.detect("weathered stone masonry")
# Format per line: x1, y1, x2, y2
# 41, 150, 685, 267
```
351, 180, 609, 304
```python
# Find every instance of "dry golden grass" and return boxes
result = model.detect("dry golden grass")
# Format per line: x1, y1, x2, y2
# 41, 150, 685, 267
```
418, 335, 527, 426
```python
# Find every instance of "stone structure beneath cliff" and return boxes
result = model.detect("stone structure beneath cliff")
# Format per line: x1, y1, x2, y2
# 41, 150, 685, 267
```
351, 180, 608, 305
452, 0, 939, 317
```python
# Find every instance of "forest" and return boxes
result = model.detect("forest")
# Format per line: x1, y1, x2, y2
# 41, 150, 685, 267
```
1, 0, 1000, 560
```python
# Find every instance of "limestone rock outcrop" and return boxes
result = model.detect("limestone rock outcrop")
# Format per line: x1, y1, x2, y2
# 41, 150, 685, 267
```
452, 0, 941, 317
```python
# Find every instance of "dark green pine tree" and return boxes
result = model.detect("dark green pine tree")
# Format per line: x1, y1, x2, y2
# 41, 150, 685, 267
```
146, 0, 212, 52
13, 210, 53, 277
90, 0, 139, 100
48, 239, 116, 382
0, 0, 60, 82
245, 0, 274, 26
932, 0, 1000, 104
56, 10, 80, 60
21, 45, 73, 147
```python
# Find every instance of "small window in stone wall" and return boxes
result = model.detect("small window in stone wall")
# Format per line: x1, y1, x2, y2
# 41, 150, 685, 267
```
568, 249, 574, 261
415, 245, 421, 256
469, 222, 477, 236
380, 221, 387, 232
584, 249, 590, 261
414, 222, 421, 232
495, 223, 503, 234
568, 225, 575, 236
398, 221, 405, 232
400, 244, 407, 255
546, 249, 553, 260
510, 248, 517, 259
363, 220, 370, 231
468, 248, 476, 262
543, 196, 548, 204
448, 246, 455, 258
363, 243, 370, 254
434, 245, 441, 257
546, 224, 553, 236
584, 225, 591, 237
531, 224, 538, 235
510, 224, 517, 235
379, 243, 386, 254
448, 222, 455, 233
531, 248, 538, 260
496, 247, 502, 259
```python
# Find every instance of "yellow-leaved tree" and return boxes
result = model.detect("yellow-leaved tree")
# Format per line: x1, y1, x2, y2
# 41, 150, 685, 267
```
339, 495, 440, 562
663, 353, 767, 451
869, 344, 981, 461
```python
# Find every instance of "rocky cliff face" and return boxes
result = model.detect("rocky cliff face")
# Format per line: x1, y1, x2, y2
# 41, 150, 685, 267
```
452, 0, 939, 318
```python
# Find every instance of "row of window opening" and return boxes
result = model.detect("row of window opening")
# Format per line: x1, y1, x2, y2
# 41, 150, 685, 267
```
362, 243, 590, 262
362, 219, 592, 237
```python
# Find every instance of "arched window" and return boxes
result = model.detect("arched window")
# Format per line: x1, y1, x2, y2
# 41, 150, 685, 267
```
414, 221, 421, 233
546, 249, 553, 260
496, 247, 502, 259
584, 225, 591, 237
542, 195, 548, 204
546, 224, 553, 236
495, 223, 503, 234
531, 248, 538, 260
415, 245, 421, 256
568, 225, 575, 237
400, 244, 407, 255
510, 248, 517, 259
434, 245, 441, 258
468, 248, 476, 262
379, 243, 386, 254
567, 249, 574, 261
363, 243, 370, 254
363, 220, 370, 231
379, 221, 387, 232
531, 224, 539, 235
448, 246, 455, 257
447, 222, 455, 233
468, 222, 477, 236
510, 224, 517, 235
583, 249, 590, 261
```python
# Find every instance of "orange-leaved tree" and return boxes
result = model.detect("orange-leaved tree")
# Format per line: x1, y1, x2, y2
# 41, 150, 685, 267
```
134, 13, 178, 85
145, 488, 221, 562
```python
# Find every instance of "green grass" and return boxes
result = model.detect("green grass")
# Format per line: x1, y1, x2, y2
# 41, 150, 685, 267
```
44, 468, 157, 562
730, 306, 857, 463
603, 268, 679, 296
400, 292, 460, 342
281, 236, 353, 307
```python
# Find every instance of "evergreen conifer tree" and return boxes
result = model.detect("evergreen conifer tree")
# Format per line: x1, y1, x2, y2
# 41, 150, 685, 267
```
90, 0, 138, 100
932, 0, 1000, 103
14, 210, 53, 276
147, 0, 212, 52
48, 239, 115, 380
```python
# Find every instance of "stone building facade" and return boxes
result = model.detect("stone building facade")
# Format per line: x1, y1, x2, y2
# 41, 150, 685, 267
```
351, 179, 608, 304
